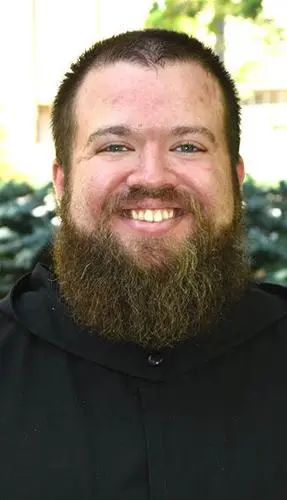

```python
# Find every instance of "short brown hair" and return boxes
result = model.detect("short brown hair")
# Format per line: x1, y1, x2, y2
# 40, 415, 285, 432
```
51, 29, 241, 174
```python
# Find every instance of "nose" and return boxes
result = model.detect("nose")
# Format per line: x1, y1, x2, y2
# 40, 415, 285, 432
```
126, 146, 177, 189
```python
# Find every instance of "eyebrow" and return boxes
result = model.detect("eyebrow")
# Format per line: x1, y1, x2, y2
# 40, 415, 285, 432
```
84, 124, 216, 150
170, 126, 216, 144
84, 126, 131, 149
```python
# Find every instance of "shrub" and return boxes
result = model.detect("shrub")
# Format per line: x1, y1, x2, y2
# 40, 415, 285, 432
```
0, 181, 55, 298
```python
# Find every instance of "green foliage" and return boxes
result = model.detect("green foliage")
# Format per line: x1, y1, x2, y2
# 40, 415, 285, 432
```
211, 0, 263, 19
146, 0, 266, 60
146, 1, 197, 30
236, 0, 262, 19
243, 177, 287, 285
0, 181, 55, 298
147, 0, 206, 28
146, 0, 263, 30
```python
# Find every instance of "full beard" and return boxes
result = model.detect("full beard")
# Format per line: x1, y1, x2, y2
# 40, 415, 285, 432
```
53, 189, 251, 350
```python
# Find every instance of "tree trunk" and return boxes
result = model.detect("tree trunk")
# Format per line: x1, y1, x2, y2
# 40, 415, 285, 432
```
214, 16, 225, 62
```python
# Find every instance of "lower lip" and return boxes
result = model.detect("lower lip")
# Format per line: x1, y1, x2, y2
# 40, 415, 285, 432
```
116, 215, 186, 236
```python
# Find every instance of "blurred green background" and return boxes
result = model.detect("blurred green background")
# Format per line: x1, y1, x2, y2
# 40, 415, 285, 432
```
1, 0, 287, 296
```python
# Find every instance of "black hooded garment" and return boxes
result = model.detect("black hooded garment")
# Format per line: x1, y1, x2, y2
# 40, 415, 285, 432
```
1, 263, 287, 499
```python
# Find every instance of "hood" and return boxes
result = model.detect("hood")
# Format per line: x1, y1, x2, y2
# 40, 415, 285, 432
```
1, 263, 287, 381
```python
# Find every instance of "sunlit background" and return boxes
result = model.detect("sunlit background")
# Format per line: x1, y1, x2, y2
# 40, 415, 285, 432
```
0, 0, 286, 186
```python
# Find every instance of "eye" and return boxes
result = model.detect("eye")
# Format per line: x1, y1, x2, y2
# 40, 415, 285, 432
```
99, 144, 131, 153
172, 143, 204, 153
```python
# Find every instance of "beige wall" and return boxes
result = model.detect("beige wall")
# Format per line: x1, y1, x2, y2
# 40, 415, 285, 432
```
0, 0, 152, 184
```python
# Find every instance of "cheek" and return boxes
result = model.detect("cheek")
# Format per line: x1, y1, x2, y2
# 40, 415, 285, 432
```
69, 174, 104, 229
207, 173, 234, 225
182, 169, 218, 211
182, 165, 234, 220
69, 162, 128, 231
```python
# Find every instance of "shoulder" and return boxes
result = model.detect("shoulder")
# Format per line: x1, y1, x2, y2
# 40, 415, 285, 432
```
216, 281, 287, 358
0, 308, 31, 387
0, 264, 49, 345
0, 297, 25, 349
257, 281, 287, 302
256, 281, 287, 329
247, 281, 287, 320
245, 282, 287, 351
0, 270, 34, 349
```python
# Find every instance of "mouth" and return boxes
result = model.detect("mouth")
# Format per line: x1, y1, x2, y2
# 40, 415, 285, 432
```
119, 208, 186, 222
113, 208, 189, 236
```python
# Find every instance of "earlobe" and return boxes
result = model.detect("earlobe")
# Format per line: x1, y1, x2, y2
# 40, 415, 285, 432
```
237, 156, 245, 186
52, 160, 65, 202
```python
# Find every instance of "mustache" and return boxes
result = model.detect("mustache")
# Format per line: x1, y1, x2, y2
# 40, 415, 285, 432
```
102, 186, 202, 216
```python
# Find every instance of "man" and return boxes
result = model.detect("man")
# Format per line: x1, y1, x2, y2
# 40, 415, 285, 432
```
1, 29, 287, 499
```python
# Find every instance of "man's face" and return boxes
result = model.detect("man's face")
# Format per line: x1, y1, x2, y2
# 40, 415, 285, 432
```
53, 61, 244, 267
53, 60, 249, 349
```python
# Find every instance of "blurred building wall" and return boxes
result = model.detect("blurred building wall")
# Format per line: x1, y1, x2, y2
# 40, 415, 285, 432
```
0, 0, 153, 185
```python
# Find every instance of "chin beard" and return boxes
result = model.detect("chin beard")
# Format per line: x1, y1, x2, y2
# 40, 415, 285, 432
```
52, 191, 251, 350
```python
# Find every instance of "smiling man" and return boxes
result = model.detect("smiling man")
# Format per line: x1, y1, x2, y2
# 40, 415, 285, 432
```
52, 44, 249, 349
1, 29, 287, 500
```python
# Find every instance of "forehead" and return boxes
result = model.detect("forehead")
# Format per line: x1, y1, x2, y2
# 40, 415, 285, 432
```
74, 61, 225, 140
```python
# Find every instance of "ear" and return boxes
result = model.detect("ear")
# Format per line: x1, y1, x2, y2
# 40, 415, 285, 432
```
52, 160, 65, 201
236, 156, 245, 187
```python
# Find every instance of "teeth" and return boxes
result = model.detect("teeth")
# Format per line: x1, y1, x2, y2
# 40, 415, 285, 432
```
131, 210, 139, 220
130, 209, 175, 222
144, 210, 154, 222
153, 210, 163, 222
